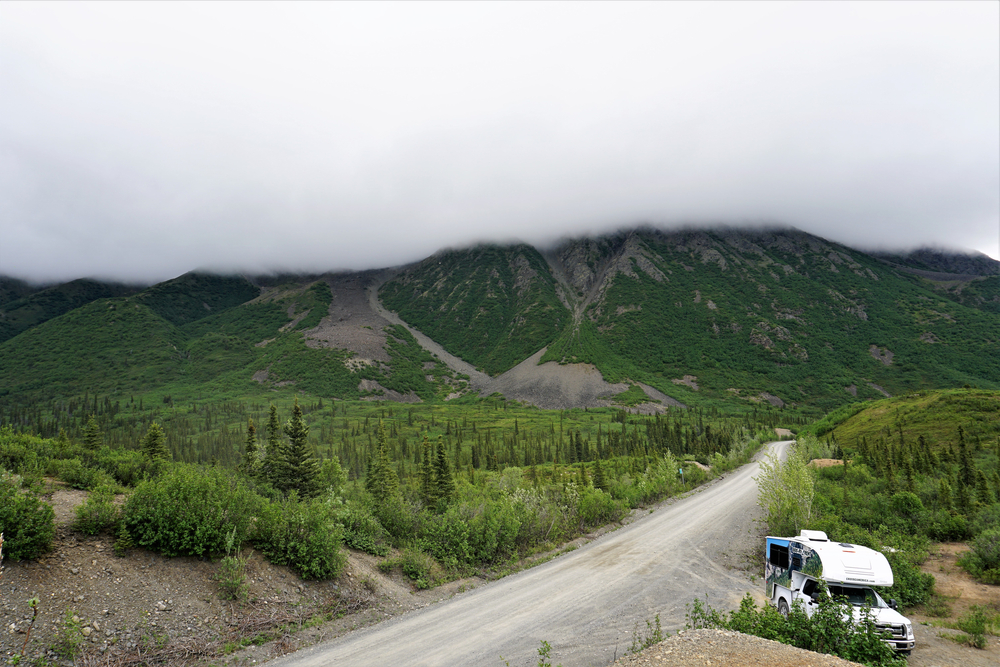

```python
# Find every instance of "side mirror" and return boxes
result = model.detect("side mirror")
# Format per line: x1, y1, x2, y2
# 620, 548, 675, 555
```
810, 592, 820, 604
889, 599, 898, 610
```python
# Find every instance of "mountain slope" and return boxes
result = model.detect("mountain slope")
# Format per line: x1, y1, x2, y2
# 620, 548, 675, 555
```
379, 244, 569, 375
541, 228, 1000, 411
134, 271, 261, 326
1, 227, 997, 412
0, 297, 186, 400
376, 227, 1000, 412
0, 272, 462, 405
0, 278, 139, 344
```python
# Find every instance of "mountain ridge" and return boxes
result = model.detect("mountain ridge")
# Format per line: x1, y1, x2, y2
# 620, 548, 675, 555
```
2, 226, 998, 413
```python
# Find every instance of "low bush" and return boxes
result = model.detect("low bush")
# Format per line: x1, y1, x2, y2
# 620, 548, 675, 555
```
687, 593, 905, 667
379, 547, 441, 589
55, 458, 118, 490
332, 501, 390, 556
958, 528, 1000, 585
255, 495, 346, 580
120, 465, 263, 557
0, 470, 55, 560
72, 484, 120, 535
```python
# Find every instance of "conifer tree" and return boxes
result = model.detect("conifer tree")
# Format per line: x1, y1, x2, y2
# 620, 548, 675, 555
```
263, 404, 283, 486
902, 453, 916, 494
418, 435, 436, 506
280, 398, 321, 498
957, 480, 973, 515
592, 458, 607, 491
938, 479, 953, 512
958, 426, 975, 489
83, 415, 102, 450
434, 436, 456, 503
974, 469, 992, 506
365, 421, 399, 502
142, 422, 169, 461
242, 417, 259, 477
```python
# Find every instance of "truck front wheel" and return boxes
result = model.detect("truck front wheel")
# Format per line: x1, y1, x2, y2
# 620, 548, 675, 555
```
777, 599, 790, 617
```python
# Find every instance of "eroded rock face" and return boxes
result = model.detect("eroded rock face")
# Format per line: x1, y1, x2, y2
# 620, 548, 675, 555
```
870, 345, 895, 366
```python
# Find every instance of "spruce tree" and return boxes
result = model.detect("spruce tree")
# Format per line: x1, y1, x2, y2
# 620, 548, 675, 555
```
242, 417, 259, 478
365, 421, 399, 502
83, 415, 102, 450
938, 479, 953, 512
593, 458, 607, 491
281, 398, 321, 498
142, 422, 169, 461
434, 436, 456, 503
957, 481, 973, 515
974, 469, 992, 506
418, 435, 436, 506
263, 404, 283, 487
958, 426, 975, 489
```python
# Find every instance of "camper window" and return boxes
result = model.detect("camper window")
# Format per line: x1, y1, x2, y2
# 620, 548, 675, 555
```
769, 545, 789, 568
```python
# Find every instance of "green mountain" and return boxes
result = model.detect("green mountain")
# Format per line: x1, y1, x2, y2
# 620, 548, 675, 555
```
383, 227, 1000, 412
1, 227, 998, 414
133, 271, 261, 326
379, 244, 568, 375
0, 276, 42, 307
0, 272, 461, 406
0, 278, 139, 344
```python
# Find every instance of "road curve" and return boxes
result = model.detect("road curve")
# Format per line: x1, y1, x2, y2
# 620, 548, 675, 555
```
272, 440, 792, 667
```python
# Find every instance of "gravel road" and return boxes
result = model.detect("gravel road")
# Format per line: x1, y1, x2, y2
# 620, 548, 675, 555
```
269, 440, 791, 667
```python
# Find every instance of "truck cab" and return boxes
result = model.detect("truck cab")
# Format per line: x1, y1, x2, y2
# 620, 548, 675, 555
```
765, 530, 915, 654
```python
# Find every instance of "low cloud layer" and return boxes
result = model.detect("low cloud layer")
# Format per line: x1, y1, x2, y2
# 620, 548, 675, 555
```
2, 3, 997, 284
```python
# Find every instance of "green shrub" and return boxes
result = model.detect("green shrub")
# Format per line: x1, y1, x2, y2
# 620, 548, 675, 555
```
120, 465, 263, 557
72, 484, 120, 535
332, 502, 390, 556
255, 495, 346, 580
971, 503, 1000, 537
954, 606, 990, 648
373, 495, 422, 543
959, 528, 1000, 584
927, 509, 970, 541
687, 593, 905, 666
380, 548, 440, 589
216, 527, 249, 601
0, 471, 55, 560
56, 458, 118, 490
577, 486, 628, 529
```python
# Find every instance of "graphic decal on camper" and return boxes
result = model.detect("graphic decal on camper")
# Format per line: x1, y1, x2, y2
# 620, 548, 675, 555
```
765, 537, 823, 597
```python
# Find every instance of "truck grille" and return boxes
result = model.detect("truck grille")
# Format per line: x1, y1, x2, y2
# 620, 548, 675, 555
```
876, 623, 906, 638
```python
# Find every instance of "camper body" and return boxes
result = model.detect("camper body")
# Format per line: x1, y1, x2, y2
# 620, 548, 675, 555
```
765, 530, 915, 654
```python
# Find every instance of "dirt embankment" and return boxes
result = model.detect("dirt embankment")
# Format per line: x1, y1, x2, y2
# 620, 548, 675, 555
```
0, 486, 482, 666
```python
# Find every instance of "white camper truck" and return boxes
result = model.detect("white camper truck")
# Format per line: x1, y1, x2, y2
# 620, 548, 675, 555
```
765, 530, 915, 654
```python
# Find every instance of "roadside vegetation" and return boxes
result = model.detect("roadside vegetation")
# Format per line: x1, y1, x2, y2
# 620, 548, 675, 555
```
1, 396, 782, 593
686, 593, 907, 666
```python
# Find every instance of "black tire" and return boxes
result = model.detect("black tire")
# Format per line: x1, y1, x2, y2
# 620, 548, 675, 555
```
777, 599, 790, 617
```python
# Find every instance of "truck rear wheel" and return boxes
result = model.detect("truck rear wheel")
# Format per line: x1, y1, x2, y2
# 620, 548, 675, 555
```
777, 599, 789, 617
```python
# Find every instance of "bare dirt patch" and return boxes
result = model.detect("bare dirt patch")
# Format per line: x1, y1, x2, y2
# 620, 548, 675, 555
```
671, 375, 699, 391
869, 345, 895, 366
302, 273, 394, 364
807, 458, 844, 469
905, 543, 1000, 667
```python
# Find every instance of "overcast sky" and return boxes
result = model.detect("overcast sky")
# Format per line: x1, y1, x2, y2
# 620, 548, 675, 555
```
2, 2, 998, 284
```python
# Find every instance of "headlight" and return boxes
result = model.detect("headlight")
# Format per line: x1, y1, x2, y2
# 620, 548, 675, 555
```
904, 623, 913, 638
